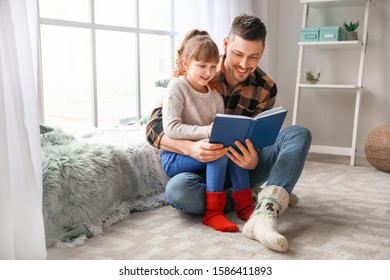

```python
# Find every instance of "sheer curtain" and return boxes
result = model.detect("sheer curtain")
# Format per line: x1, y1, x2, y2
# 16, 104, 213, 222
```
0, 0, 46, 259
175, 0, 258, 49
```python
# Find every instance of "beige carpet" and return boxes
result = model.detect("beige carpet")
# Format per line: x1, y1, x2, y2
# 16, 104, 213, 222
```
47, 160, 390, 260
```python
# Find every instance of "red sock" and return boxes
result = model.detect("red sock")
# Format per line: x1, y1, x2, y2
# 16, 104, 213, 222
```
203, 210, 239, 232
232, 189, 255, 221
203, 191, 239, 232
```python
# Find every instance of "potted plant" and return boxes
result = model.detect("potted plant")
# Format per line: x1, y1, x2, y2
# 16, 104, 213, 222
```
343, 20, 359, 40
303, 69, 322, 84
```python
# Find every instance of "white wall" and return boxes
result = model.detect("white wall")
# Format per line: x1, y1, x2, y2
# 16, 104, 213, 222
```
175, 0, 389, 160
270, 0, 390, 159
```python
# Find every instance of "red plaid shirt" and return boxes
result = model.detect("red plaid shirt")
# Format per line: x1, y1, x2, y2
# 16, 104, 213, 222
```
146, 55, 277, 148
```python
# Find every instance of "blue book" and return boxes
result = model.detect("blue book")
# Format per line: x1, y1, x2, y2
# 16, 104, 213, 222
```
209, 106, 287, 149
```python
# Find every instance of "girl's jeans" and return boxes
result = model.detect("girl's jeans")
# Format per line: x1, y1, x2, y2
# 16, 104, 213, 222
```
160, 152, 249, 193
163, 125, 312, 215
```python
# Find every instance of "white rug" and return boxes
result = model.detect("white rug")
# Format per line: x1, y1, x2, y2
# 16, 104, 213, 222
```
47, 160, 390, 260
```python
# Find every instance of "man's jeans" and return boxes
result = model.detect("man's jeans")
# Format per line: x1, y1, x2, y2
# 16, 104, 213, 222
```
164, 125, 312, 215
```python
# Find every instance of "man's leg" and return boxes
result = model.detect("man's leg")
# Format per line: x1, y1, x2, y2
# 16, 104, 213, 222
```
243, 125, 311, 252
249, 125, 312, 193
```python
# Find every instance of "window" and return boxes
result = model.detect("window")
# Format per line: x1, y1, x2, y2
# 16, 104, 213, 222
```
38, 0, 176, 129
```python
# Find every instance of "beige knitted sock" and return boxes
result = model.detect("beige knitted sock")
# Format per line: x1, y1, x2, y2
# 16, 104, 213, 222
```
288, 192, 299, 206
242, 185, 289, 252
253, 187, 299, 206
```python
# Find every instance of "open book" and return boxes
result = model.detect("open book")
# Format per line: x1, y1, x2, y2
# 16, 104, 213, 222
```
209, 106, 287, 149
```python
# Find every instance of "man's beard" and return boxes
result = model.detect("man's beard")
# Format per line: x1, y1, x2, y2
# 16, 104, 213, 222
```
226, 57, 251, 83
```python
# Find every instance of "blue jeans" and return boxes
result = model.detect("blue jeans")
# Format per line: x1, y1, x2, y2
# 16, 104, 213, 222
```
160, 152, 249, 192
164, 125, 312, 214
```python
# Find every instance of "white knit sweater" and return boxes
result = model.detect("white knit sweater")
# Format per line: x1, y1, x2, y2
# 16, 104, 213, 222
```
162, 77, 224, 140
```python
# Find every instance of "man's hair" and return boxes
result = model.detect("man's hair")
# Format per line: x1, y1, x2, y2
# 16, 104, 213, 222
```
227, 14, 267, 44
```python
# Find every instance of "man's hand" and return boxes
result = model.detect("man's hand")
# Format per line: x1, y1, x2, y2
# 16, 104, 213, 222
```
187, 139, 228, 163
226, 139, 259, 169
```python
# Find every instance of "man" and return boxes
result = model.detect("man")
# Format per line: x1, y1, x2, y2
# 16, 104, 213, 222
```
146, 14, 311, 252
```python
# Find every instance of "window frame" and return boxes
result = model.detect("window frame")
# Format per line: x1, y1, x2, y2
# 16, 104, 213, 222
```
37, 0, 177, 127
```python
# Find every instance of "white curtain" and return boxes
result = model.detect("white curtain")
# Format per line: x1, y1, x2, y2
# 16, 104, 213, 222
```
174, 0, 274, 73
175, 0, 257, 49
0, 0, 47, 259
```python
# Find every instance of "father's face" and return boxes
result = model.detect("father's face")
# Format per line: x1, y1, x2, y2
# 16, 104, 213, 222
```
223, 35, 265, 85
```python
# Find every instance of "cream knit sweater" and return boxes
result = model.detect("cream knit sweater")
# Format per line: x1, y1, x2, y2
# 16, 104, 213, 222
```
162, 77, 224, 140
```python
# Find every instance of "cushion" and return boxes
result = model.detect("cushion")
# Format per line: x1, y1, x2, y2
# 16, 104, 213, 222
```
138, 86, 166, 125
364, 124, 390, 172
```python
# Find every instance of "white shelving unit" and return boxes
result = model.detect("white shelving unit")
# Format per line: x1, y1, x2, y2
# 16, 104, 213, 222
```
292, 0, 371, 166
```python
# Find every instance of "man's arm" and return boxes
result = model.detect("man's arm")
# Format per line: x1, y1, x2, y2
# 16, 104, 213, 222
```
145, 106, 164, 149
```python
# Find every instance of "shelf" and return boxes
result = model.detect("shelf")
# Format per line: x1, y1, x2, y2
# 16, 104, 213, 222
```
298, 41, 362, 49
293, 0, 371, 166
300, 0, 368, 8
298, 83, 360, 89
309, 144, 353, 156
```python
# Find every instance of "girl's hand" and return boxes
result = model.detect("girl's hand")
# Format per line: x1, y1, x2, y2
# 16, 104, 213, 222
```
207, 123, 213, 138
187, 139, 227, 163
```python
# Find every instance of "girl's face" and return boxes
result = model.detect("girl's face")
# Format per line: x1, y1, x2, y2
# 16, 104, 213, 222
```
183, 59, 218, 93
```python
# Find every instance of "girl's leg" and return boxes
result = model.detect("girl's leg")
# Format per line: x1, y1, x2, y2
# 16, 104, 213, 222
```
228, 160, 249, 192
228, 161, 254, 221
160, 151, 206, 178
205, 155, 229, 192
203, 156, 238, 232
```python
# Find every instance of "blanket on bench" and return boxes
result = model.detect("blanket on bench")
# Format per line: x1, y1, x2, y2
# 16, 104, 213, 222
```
41, 124, 169, 248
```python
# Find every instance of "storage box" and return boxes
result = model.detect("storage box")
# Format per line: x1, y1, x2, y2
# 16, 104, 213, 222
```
319, 26, 346, 41
300, 27, 319, 42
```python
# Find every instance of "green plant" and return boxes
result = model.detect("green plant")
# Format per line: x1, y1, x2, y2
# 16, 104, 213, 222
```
304, 70, 321, 81
343, 20, 360, 32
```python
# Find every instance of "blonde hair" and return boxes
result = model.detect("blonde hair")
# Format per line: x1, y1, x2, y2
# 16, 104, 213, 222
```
173, 29, 220, 78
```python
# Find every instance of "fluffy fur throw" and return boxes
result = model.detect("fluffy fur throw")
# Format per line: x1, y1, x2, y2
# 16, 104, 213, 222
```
41, 125, 169, 248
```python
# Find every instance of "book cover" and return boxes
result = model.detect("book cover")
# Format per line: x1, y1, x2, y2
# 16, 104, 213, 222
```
209, 106, 287, 149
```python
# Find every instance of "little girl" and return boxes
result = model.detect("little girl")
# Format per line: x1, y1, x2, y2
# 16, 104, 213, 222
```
160, 29, 254, 232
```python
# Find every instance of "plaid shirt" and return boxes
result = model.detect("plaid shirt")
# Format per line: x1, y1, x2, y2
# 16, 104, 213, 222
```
146, 55, 277, 148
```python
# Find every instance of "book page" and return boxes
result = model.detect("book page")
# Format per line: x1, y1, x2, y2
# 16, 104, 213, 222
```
214, 113, 252, 120
254, 106, 286, 119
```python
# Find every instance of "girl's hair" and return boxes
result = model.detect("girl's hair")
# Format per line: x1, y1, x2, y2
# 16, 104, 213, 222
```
173, 29, 220, 78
